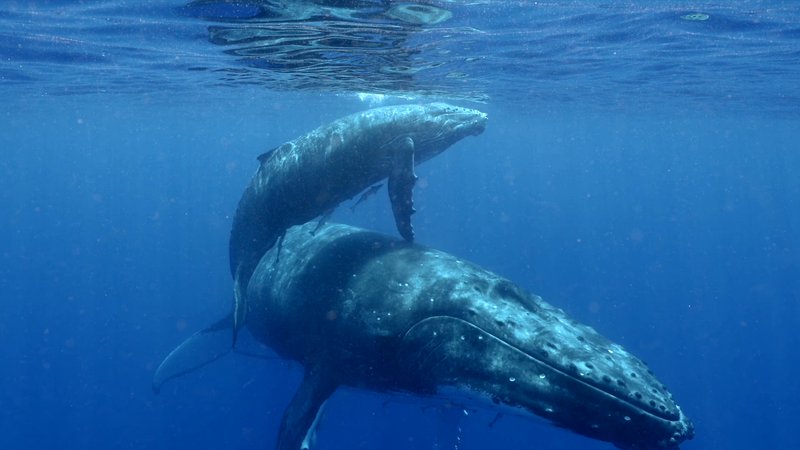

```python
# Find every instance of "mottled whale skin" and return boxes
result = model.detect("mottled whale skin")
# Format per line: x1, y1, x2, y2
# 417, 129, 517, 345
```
155, 223, 694, 450
229, 103, 487, 339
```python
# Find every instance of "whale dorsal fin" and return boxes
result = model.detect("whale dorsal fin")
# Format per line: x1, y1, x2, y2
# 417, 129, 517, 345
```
152, 313, 233, 393
310, 208, 335, 236
388, 136, 417, 242
257, 147, 278, 164
277, 368, 337, 450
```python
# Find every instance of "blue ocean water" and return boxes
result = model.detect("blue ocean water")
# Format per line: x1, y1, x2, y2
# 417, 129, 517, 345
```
1, 1, 798, 450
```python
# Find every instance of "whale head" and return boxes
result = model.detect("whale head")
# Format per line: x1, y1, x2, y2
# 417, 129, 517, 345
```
398, 275, 694, 450
410, 102, 487, 161
363, 102, 486, 164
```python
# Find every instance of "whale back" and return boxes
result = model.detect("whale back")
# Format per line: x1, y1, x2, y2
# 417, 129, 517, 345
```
246, 223, 694, 450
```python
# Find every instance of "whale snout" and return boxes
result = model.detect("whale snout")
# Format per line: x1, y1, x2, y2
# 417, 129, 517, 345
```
430, 103, 487, 135
467, 111, 488, 135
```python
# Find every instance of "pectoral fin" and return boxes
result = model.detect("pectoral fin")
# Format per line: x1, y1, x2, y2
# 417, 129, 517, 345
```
388, 136, 417, 242
276, 368, 337, 450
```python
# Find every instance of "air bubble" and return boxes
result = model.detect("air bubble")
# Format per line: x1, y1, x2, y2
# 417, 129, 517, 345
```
624, 415, 631, 422
509, 377, 516, 382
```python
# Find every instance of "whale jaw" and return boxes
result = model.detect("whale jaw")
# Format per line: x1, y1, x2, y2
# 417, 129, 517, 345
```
400, 314, 694, 450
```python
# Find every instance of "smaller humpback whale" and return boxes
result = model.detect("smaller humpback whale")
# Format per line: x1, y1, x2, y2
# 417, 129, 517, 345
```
228, 103, 487, 342
154, 223, 694, 450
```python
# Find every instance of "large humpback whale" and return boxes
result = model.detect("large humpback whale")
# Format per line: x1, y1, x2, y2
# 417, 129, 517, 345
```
229, 103, 487, 341
154, 223, 694, 450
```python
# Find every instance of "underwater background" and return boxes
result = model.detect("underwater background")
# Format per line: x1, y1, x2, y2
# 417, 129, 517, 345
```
1, 1, 798, 449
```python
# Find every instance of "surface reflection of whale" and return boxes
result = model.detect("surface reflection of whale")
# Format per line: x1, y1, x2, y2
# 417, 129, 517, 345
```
229, 103, 487, 342
186, 0, 475, 99
154, 223, 694, 450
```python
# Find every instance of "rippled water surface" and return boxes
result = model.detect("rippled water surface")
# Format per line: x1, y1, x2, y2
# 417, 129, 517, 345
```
3, 1, 799, 114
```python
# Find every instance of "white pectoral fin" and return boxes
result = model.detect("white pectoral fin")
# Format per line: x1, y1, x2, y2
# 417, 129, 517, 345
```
277, 368, 337, 450
301, 397, 328, 450
152, 313, 233, 394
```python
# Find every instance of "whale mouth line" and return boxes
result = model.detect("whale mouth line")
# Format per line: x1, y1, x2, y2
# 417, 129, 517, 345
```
412, 315, 679, 424
411, 119, 483, 150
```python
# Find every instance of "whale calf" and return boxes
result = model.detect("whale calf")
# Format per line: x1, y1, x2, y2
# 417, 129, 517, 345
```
228, 103, 487, 340
155, 223, 694, 450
